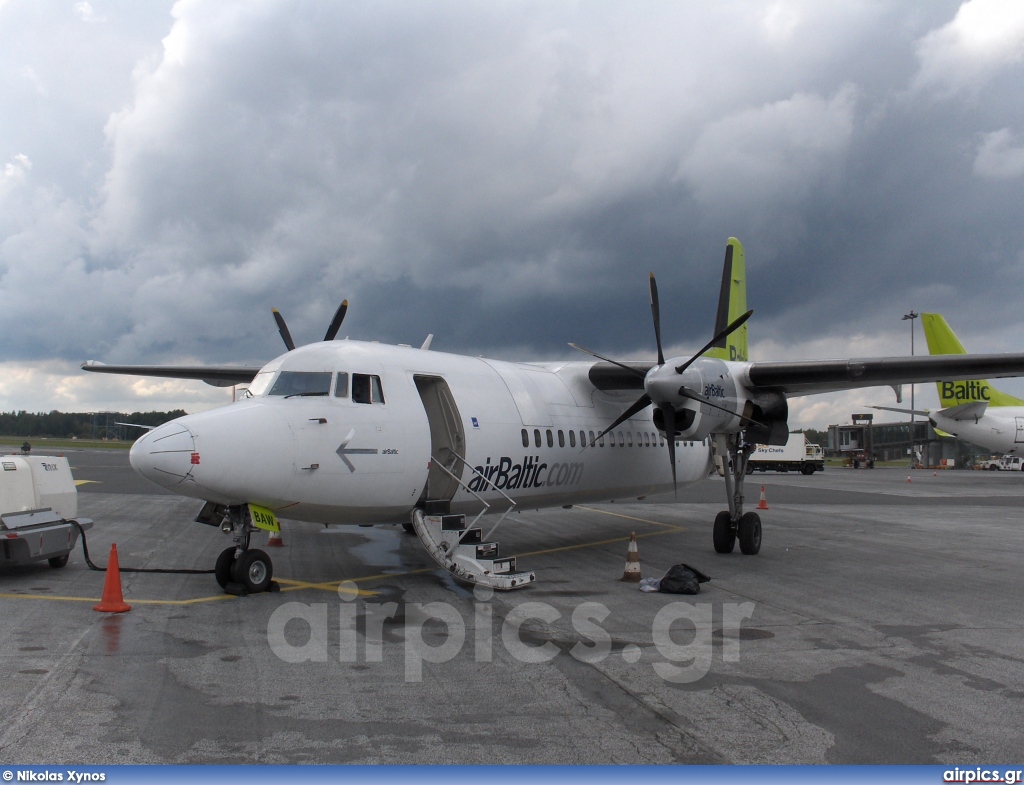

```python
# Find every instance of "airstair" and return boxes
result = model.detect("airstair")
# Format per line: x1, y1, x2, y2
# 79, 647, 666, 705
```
411, 454, 535, 590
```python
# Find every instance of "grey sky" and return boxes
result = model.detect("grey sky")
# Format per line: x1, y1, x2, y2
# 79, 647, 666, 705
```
2, 0, 1024, 426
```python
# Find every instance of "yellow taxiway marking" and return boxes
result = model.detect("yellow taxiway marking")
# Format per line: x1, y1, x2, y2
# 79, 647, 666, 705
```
274, 578, 380, 597
575, 505, 685, 529
74, 480, 98, 486
0, 592, 236, 606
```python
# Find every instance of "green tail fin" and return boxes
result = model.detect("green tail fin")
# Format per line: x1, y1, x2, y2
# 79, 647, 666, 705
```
707, 237, 749, 362
921, 312, 1024, 407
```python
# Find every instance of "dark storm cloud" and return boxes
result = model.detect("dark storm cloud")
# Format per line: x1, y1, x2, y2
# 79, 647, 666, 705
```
2, 0, 1024, 420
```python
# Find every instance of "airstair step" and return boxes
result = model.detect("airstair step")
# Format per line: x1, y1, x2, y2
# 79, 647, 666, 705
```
461, 528, 483, 545
475, 542, 498, 560
440, 514, 467, 531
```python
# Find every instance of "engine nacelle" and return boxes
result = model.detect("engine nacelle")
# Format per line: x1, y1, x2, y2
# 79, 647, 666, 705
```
648, 358, 747, 442
646, 358, 790, 445
742, 390, 789, 446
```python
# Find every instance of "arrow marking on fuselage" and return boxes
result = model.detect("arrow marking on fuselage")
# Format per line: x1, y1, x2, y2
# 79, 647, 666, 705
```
336, 429, 378, 473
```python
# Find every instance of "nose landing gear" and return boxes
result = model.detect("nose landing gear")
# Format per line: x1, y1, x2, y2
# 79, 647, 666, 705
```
200, 503, 279, 595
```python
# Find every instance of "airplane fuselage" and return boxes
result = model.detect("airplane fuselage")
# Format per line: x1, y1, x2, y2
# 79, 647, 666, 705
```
130, 340, 714, 525
930, 407, 1024, 456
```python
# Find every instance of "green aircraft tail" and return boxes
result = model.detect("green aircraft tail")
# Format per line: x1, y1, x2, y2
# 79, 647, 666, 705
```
707, 237, 749, 362
921, 312, 1024, 407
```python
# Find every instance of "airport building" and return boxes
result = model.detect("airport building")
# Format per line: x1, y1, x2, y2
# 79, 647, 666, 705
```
826, 413, 979, 467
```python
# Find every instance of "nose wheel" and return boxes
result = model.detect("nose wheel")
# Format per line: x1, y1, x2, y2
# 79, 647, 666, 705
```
213, 505, 279, 595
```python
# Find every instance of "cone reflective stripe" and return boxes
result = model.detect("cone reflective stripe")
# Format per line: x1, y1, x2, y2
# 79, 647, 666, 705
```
93, 543, 131, 613
757, 485, 769, 510
621, 531, 641, 582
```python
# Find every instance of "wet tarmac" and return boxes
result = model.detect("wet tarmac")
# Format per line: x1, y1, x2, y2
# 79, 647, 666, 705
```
2, 450, 1022, 764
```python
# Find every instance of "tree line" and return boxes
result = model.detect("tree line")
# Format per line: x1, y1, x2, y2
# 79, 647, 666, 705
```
0, 410, 187, 440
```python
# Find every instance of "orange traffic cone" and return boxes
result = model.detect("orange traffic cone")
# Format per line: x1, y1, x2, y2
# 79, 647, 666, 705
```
266, 528, 284, 548
621, 531, 641, 582
93, 543, 131, 613
757, 485, 769, 510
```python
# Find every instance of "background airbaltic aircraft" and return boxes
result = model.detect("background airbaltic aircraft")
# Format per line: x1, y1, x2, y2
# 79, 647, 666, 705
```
83, 240, 1024, 594
912, 313, 1024, 457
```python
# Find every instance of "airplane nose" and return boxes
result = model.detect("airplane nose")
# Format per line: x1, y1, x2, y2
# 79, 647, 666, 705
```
130, 421, 197, 487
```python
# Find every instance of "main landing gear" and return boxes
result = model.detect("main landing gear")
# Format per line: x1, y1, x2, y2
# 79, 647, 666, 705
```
713, 434, 761, 556
200, 503, 278, 595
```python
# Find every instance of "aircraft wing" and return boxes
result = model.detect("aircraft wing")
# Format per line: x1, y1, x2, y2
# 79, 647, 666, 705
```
81, 361, 261, 388
744, 354, 1024, 396
589, 353, 1024, 396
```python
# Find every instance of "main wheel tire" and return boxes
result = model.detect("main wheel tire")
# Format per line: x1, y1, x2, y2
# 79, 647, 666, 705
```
48, 554, 69, 569
232, 548, 273, 593
713, 511, 736, 554
215, 546, 237, 589
738, 512, 762, 555
402, 521, 415, 534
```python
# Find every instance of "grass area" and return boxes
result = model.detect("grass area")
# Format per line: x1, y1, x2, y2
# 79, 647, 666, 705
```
0, 436, 132, 451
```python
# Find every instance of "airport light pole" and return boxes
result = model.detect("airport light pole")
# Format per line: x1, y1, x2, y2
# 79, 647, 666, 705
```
903, 311, 919, 468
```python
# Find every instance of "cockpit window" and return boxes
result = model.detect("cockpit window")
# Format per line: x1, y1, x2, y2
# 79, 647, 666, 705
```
268, 371, 332, 398
244, 370, 276, 398
335, 372, 349, 398
352, 373, 385, 404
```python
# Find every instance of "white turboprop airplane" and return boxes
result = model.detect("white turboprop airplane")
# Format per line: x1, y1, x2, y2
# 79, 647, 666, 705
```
874, 312, 1024, 458
83, 239, 1024, 594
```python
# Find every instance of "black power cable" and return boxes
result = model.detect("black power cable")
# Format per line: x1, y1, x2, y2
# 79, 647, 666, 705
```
70, 519, 215, 574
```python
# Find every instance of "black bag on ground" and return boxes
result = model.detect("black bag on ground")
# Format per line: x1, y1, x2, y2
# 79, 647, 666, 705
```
658, 564, 711, 595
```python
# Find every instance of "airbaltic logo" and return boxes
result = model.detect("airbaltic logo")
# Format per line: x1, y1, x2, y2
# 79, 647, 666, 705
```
941, 380, 990, 402
467, 456, 584, 492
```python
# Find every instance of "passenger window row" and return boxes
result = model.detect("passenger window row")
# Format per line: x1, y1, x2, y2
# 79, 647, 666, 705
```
520, 428, 698, 449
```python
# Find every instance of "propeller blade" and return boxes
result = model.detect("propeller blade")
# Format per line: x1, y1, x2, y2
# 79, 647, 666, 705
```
662, 404, 677, 495
272, 309, 296, 352
649, 273, 665, 366
324, 300, 349, 342
590, 394, 652, 446
675, 309, 753, 374
567, 343, 647, 379
676, 387, 756, 425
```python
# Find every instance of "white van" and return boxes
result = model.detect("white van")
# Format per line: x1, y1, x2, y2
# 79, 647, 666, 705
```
999, 456, 1024, 471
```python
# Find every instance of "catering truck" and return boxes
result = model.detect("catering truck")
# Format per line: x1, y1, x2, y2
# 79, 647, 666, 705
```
0, 455, 91, 568
748, 433, 825, 475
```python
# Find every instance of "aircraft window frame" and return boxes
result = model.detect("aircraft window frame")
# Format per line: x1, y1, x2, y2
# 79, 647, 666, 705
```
588, 430, 595, 448
546, 430, 554, 449
534, 429, 541, 448
268, 371, 333, 398
522, 429, 529, 448
644, 432, 650, 447
558, 430, 565, 448
335, 372, 349, 398
580, 430, 586, 448
352, 373, 385, 405
569, 431, 576, 449
627, 432, 633, 447
599, 433, 605, 447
